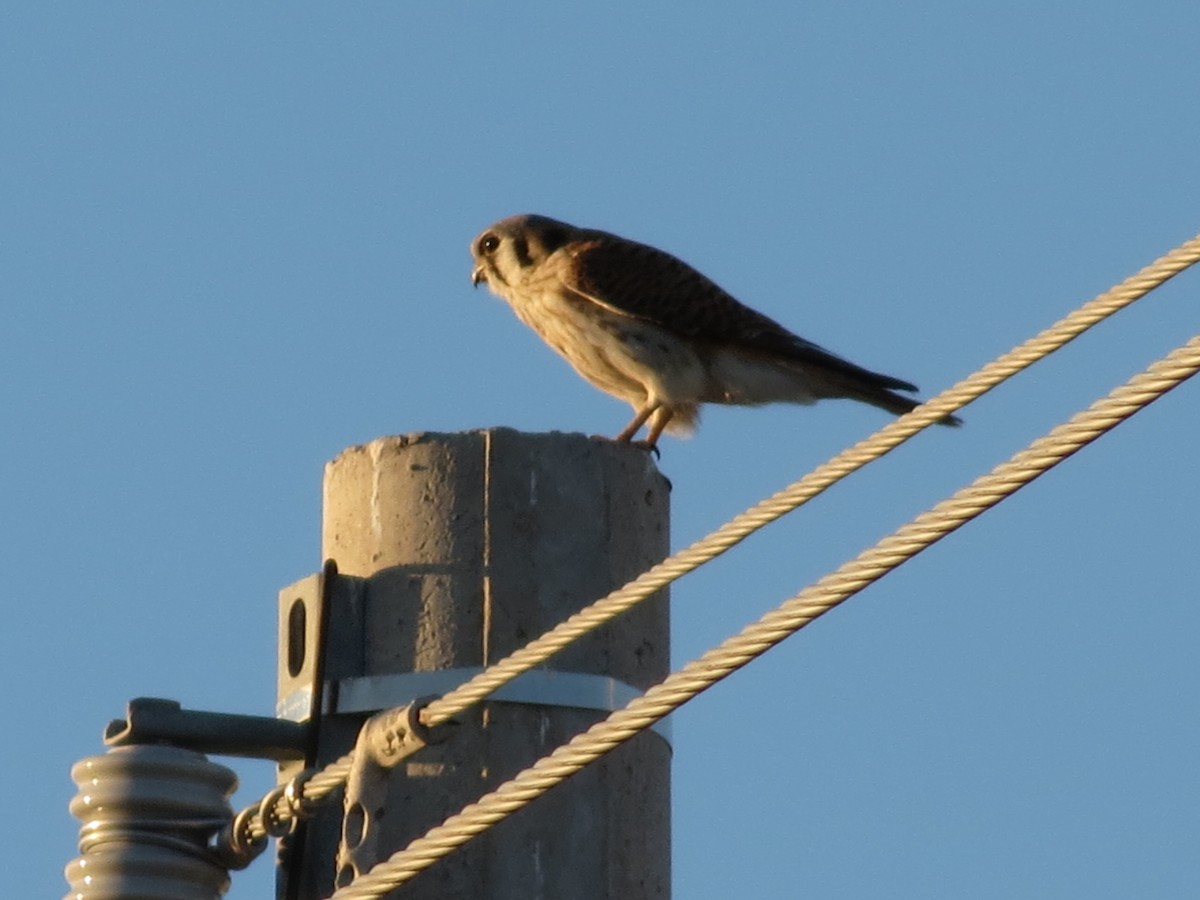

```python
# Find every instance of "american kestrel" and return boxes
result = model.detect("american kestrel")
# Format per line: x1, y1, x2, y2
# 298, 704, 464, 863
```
471, 214, 959, 448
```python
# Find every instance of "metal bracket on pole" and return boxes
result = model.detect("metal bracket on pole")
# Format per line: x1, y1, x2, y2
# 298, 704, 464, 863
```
357, 696, 449, 767
105, 697, 308, 761
322, 668, 673, 746
334, 698, 449, 890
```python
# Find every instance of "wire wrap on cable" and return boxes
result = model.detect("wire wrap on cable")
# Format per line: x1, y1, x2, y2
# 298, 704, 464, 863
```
328, 334, 1200, 900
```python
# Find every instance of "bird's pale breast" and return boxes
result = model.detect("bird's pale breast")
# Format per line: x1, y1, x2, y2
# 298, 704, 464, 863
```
500, 282, 707, 408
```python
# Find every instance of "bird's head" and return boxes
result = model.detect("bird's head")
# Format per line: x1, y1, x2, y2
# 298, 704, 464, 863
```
470, 214, 578, 292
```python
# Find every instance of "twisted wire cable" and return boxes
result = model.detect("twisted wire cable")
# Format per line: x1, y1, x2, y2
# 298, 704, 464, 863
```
220, 231, 1200, 862
329, 333, 1200, 900
419, 232, 1200, 728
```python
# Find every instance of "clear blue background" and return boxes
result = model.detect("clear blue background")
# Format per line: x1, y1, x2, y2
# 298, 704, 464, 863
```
4, 4, 1197, 898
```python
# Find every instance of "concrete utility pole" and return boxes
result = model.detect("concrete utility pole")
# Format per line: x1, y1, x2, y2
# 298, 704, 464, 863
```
279, 429, 672, 899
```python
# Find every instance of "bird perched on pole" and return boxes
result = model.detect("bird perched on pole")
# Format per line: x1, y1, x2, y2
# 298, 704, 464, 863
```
470, 214, 959, 448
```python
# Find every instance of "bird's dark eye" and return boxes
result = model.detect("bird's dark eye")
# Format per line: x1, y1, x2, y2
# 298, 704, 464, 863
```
479, 233, 501, 254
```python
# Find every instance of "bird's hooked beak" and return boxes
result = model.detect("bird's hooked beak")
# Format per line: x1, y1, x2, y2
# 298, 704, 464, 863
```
471, 265, 487, 288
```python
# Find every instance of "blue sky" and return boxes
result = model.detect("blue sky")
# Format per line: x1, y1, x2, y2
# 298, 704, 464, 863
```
4, 4, 1197, 898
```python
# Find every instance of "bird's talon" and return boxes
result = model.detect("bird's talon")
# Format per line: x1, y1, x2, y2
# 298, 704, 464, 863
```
632, 440, 661, 459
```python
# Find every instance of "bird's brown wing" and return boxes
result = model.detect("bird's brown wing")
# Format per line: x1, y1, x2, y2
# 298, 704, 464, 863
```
561, 234, 919, 394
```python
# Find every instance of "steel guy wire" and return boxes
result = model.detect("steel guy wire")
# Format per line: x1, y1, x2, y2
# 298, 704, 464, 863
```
328, 333, 1200, 900
417, 230, 1200, 729
222, 229, 1200, 862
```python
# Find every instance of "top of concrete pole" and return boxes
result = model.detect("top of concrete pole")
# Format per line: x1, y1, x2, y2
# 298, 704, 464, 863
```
322, 428, 670, 579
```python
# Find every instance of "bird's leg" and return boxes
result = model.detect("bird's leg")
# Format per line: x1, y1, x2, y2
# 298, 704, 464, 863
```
613, 404, 657, 443
640, 408, 675, 450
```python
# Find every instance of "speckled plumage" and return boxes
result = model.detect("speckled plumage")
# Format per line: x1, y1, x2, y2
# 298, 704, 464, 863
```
470, 214, 956, 447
